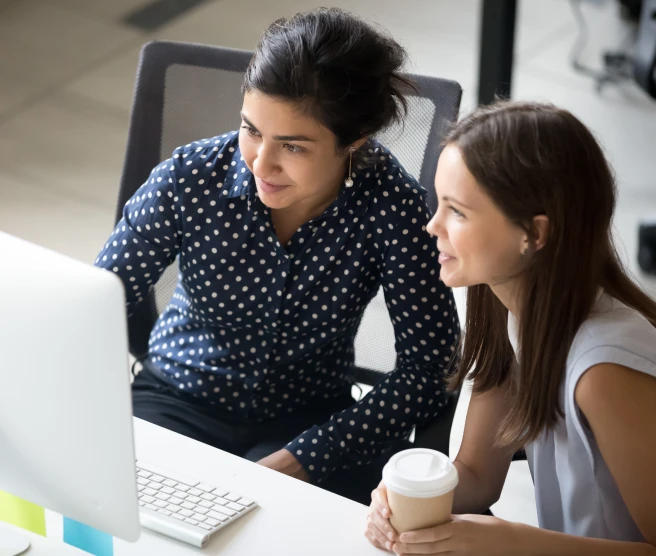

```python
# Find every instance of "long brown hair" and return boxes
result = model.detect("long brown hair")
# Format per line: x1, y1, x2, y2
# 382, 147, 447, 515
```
447, 101, 656, 445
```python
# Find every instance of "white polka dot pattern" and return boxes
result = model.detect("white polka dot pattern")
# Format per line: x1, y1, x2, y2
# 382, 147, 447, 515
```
95, 131, 460, 482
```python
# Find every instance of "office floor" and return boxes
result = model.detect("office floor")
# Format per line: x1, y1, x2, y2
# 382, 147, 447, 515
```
1, 0, 655, 526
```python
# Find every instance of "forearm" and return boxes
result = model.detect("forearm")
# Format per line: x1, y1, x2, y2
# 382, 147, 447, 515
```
452, 460, 500, 514
514, 523, 656, 556
287, 365, 448, 482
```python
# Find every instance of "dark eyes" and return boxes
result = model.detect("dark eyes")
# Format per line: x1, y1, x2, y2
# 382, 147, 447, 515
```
240, 125, 306, 154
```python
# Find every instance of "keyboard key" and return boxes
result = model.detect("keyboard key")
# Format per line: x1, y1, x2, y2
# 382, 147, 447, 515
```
137, 485, 146, 492
158, 509, 172, 516
137, 470, 152, 479
143, 488, 157, 497
227, 502, 245, 512
184, 518, 199, 526
200, 493, 216, 502
211, 505, 236, 517
186, 495, 201, 504
167, 504, 182, 513
205, 518, 221, 527
163, 479, 177, 488
145, 503, 159, 511
154, 500, 168, 509
172, 513, 185, 521
213, 498, 227, 506
136, 462, 200, 488
189, 488, 203, 497
141, 495, 155, 504
211, 487, 228, 497
199, 523, 213, 530
179, 509, 194, 518
238, 498, 254, 507
148, 483, 162, 491
161, 486, 175, 495
176, 484, 190, 493
192, 513, 207, 522
149, 475, 165, 483
137, 478, 149, 486
225, 493, 241, 502
207, 511, 229, 522
197, 484, 216, 493
174, 491, 188, 501
181, 502, 195, 511
169, 497, 184, 506
155, 493, 170, 501
199, 500, 213, 509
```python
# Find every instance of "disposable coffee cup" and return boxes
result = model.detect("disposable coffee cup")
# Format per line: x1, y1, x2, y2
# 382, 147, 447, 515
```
382, 448, 459, 533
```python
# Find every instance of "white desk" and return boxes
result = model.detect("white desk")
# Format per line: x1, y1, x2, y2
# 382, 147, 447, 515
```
19, 418, 383, 556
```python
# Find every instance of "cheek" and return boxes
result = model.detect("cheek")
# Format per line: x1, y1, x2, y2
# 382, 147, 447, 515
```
238, 135, 256, 170
287, 155, 332, 191
465, 230, 521, 280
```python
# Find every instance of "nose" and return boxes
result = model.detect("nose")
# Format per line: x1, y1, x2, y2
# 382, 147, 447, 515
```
427, 206, 445, 239
252, 143, 279, 179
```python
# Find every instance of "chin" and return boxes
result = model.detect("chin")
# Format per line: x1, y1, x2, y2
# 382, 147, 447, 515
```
439, 270, 466, 289
257, 190, 294, 210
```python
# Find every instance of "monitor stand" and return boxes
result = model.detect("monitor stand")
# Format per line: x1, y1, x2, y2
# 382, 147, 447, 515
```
0, 523, 31, 555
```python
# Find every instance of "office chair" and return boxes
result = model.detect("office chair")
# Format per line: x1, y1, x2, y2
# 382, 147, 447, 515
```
116, 40, 463, 455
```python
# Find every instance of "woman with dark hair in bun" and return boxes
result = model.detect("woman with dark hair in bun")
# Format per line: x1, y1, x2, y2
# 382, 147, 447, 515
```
95, 8, 459, 503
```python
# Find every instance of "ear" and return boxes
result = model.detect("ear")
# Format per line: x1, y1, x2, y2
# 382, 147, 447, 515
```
531, 215, 549, 251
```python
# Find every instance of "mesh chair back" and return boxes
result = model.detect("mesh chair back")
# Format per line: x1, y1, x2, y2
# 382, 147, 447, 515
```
116, 41, 462, 369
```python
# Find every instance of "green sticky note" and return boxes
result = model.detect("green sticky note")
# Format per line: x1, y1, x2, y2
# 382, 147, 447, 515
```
0, 490, 46, 536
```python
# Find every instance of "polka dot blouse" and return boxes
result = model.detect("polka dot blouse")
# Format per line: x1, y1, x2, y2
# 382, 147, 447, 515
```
95, 131, 460, 482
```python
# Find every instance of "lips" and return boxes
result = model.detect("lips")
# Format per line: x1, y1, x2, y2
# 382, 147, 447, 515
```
438, 248, 456, 264
257, 177, 290, 194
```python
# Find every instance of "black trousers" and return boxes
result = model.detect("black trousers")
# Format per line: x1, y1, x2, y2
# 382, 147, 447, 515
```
131, 366, 411, 506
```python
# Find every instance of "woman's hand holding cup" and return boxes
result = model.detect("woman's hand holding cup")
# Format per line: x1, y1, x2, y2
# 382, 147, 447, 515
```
366, 449, 459, 552
366, 482, 399, 552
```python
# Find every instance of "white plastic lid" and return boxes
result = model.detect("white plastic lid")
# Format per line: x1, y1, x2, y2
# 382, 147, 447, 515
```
383, 448, 459, 498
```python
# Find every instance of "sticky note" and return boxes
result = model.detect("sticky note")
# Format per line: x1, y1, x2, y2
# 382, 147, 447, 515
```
0, 490, 46, 536
64, 517, 113, 556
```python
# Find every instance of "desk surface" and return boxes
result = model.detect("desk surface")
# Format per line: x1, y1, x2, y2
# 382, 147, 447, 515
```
21, 418, 382, 555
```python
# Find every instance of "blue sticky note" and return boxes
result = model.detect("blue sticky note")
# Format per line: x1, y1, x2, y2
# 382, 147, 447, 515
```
63, 517, 113, 556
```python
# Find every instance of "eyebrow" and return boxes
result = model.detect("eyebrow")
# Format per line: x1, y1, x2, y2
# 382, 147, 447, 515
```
441, 195, 474, 210
240, 114, 316, 142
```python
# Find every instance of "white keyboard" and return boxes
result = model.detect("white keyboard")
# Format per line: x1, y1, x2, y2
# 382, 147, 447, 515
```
136, 461, 258, 548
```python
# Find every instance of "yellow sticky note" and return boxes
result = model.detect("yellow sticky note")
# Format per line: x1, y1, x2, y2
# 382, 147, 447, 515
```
0, 490, 46, 536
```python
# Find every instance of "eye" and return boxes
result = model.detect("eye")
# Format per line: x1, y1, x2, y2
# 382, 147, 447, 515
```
240, 125, 260, 137
283, 143, 306, 154
449, 205, 465, 218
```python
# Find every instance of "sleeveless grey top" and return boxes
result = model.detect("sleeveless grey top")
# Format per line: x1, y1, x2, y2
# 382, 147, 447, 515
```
507, 293, 656, 541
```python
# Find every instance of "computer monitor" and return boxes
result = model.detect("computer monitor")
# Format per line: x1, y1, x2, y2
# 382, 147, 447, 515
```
0, 231, 140, 553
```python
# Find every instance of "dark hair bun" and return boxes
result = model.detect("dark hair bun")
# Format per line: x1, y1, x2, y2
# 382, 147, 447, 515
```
243, 8, 414, 149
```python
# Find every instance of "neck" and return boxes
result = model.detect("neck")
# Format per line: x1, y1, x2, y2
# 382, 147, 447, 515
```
489, 278, 523, 318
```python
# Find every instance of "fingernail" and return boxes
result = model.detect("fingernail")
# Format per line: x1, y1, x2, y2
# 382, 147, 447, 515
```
386, 541, 392, 550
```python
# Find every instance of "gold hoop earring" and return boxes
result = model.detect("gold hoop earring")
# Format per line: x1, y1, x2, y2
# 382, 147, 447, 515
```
344, 148, 355, 188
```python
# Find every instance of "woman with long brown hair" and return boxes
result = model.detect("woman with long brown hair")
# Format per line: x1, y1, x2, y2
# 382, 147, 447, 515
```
366, 101, 656, 554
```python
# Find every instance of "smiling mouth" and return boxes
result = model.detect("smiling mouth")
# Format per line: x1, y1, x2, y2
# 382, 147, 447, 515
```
438, 251, 456, 264
259, 178, 289, 188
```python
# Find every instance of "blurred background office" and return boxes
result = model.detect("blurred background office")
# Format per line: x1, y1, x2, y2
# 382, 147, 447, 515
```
1, 0, 654, 530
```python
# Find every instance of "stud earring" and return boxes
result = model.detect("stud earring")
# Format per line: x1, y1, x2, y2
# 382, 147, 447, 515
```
344, 147, 355, 188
